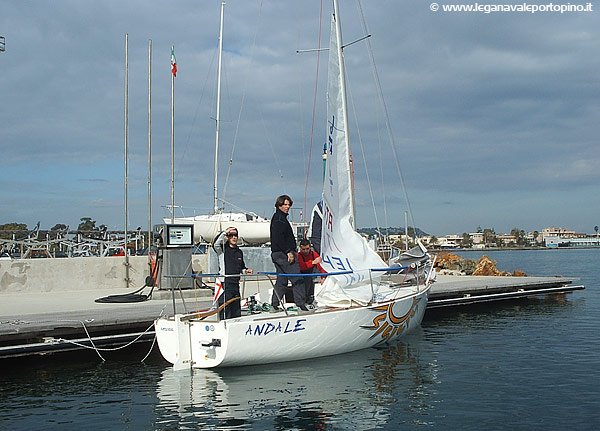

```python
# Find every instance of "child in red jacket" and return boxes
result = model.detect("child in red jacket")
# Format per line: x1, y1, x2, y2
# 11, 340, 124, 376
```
298, 239, 326, 304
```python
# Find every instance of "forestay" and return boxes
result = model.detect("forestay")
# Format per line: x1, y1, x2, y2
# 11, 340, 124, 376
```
317, 13, 387, 307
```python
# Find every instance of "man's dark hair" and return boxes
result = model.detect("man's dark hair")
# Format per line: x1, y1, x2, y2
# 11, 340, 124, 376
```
299, 238, 311, 247
275, 194, 293, 208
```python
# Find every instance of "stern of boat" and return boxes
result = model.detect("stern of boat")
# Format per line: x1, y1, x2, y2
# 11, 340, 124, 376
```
155, 315, 229, 370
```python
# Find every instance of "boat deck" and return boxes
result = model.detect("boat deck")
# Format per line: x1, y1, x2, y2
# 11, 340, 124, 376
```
0, 274, 583, 358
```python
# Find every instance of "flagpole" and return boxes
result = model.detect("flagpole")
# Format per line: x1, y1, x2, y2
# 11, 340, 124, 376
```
170, 44, 175, 224
124, 33, 130, 288
148, 39, 152, 254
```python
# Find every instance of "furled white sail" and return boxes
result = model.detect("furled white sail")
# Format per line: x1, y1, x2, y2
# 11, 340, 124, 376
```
317, 13, 387, 307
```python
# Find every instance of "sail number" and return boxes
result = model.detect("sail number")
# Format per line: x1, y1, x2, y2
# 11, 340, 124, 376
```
328, 115, 335, 156
323, 201, 334, 233
321, 254, 353, 272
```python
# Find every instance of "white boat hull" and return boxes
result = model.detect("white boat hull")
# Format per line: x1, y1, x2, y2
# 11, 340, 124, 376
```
165, 213, 270, 244
165, 213, 306, 244
155, 285, 429, 369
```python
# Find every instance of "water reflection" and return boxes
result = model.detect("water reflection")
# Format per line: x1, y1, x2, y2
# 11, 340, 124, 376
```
424, 292, 577, 325
155, 336, 435, 430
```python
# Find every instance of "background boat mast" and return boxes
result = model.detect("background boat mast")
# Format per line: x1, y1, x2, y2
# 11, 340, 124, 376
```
213, 2, 225, 214
124, 34, 131, 288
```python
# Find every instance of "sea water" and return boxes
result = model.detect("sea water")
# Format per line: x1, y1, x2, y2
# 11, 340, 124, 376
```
1, 249, 598, 430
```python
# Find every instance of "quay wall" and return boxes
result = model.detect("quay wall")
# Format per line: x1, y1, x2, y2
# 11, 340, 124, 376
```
0, 251, 271, 294
0, 254, 210, 294
0, 256, 153, 293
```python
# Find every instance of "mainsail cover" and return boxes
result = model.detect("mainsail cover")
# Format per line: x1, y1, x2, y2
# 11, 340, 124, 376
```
317, 13, 387, 307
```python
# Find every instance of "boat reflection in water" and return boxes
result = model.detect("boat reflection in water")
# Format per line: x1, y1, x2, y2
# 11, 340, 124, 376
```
155, 334, 436, 430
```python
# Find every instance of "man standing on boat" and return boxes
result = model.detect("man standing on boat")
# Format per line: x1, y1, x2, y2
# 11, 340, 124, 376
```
214, 227, 253, 319
270, 195, 308, 311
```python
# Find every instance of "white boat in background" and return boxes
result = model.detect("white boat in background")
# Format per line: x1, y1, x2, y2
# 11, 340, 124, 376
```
168, 211, 270, 244
155, 0, 433, 370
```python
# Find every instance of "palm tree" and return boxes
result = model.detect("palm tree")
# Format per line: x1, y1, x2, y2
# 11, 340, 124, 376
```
483, 228, 496, 246
461, 232, 473, 248
595, 226, 598, 237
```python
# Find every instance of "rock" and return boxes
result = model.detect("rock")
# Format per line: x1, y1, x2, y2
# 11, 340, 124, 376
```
434, 252, 461, 268
435, 252, 526, 277
434, 252, 476, 275
472, 255, 502, 276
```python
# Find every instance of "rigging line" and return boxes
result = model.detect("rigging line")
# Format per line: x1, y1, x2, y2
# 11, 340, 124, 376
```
297, 5, 307, 214
223, 0, 264, 200
346, 68, 381, 232
376, 96, 390, 236
217, 43, 236, 204
355, 0, 418, 232
174, 46, 217, 183
298, 57, 306, 204
58, 321, 157, 352
303, 0, 324, 226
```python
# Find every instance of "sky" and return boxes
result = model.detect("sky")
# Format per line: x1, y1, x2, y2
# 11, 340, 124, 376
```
1, 0, 599, 237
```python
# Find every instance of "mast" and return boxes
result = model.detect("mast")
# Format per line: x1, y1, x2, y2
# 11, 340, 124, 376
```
124, 34, 130, 288
213, 2, 225, 214
332, 0, 356, 228
148, 39, 152, 254
170, 44, 175, 224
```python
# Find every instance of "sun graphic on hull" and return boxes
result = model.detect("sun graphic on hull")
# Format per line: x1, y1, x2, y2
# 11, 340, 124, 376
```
362, 297, 421, 341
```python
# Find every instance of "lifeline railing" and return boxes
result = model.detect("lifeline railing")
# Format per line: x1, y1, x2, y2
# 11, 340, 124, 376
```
163, 261, 437, 317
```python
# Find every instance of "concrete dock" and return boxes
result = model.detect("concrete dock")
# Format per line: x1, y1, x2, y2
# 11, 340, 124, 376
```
0, 286, 212, 358
428, 274, 583, 308
0, 273, 583, 359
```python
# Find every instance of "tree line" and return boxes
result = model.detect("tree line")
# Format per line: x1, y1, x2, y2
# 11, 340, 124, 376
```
0, 217, 109, 240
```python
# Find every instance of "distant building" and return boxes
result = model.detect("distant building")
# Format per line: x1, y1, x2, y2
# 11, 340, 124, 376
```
470, 232, 484, 245
419, 235, 435, 246
545, 236, 600, 248
497, 234, 516, 245
541, 227, 593, 247
541, 227, 576, 241
436, 234, 462, 248
542, 226, 596, 247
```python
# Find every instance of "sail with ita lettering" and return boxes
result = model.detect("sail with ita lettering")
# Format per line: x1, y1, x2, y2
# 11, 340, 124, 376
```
317, 12, 388, 307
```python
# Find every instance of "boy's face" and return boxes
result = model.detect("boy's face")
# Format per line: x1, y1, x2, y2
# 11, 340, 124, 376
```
300, 244, 311, 255
227, 231, 239, 246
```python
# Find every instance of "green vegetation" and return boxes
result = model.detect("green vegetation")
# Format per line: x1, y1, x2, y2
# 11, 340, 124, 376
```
0, 222, 28, 239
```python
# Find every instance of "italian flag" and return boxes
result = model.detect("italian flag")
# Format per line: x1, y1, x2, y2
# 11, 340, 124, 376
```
170, 47, 177, 77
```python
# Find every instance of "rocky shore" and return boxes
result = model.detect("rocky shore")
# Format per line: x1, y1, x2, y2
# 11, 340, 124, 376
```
433, 252, 527, 277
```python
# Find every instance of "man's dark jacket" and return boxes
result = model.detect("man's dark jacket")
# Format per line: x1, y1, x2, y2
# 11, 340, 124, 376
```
270, 208, 296, 254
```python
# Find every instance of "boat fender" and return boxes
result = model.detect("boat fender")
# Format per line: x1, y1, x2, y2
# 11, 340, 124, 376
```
202, 338, 221, 348
148, 251, 159, 286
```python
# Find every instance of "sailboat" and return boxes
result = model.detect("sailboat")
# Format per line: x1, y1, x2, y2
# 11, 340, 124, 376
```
154, 0, 434, 369
165, 2, 271, 245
